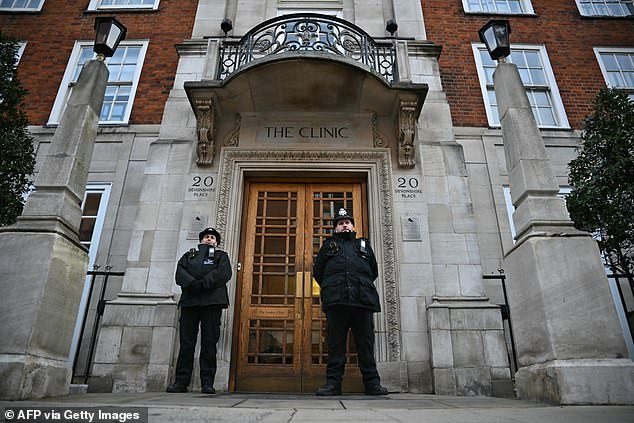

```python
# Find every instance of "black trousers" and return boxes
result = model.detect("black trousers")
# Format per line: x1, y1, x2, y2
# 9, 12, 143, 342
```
325, 305, 380, 388
174, 305, 222, 387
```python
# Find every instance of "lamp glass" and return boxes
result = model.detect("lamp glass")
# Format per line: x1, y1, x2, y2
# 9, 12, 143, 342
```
94, 17, 127, 58
479, 20, 511, 61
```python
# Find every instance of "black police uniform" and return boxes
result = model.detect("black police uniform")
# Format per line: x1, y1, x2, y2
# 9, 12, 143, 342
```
167, 229, 232, 393
313, 221, 386, 395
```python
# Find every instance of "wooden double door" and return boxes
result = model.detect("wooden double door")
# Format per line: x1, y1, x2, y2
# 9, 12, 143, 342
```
233, 181, 366, 392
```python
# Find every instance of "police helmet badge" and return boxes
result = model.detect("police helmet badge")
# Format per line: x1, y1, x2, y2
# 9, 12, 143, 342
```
333, 208, 355, 227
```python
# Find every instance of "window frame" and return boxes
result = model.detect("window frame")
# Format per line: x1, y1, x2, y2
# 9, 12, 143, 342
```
594, 47, 634, 99
16, 42, 26, 63
472, 43, 570, 129
48, 40, 149, 126
0, 0, 44, 11
86, 0, 159, 10
462, 0, 535, 14
576, 0, 634, 17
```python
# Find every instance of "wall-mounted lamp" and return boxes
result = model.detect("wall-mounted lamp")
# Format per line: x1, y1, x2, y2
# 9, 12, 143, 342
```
93, 16, 127, 60
221, 18, 233, 36
386, 19, 398, 36
478, 19, 511, 62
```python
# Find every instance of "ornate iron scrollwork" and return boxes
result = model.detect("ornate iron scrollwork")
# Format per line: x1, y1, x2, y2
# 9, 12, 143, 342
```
218, 13, 397, 83
195, 99, 216, 166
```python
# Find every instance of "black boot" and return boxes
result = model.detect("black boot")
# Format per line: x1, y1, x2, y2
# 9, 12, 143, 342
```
166, 383, 188, 393
316, 383, 341, 396
202, 385, 216, 394
364, 384, 388, 395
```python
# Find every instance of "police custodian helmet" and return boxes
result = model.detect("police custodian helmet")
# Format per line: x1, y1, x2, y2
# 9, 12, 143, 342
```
198, 227, 221, 244
333, 208, 355, 227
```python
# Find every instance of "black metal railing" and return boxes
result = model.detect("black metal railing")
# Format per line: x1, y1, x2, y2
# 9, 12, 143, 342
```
483, 270, 519, 375
217, 13, 398, 82
72, 266, 124, 384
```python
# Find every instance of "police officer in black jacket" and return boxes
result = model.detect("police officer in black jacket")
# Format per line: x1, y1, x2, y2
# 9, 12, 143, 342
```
313, 208, 388, 396
166, 227, 232, 394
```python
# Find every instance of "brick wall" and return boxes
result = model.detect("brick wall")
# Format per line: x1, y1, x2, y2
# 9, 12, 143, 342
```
0, 0, 198, 125
421, 0, 634, 129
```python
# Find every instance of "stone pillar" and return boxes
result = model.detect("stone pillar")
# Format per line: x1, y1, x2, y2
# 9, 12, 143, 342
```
409, 41, 512, 397
0, 59, 108, 400
494, 62, 634, 404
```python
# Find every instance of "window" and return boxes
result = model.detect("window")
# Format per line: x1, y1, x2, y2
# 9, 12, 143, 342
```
463, 0, 534, 14
79, 184, 111, 264
473, 44, 569, 128
16, 42, 26, 63
87, 0, 159, 10
0, 0, 44, 11
48, 40, 148, 125
594, 48, 634, 100
577, 0, 634, 16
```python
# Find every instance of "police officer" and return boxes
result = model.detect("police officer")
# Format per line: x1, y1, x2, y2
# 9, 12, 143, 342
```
166, 227, 232, 394
313, 208, 388, 396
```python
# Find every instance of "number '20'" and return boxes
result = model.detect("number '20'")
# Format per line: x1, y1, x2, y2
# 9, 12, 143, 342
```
397, 177, 419, 188
192, 176, 214, 187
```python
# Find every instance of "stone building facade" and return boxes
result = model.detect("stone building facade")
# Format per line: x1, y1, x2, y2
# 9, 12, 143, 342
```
1, 0, 632, 398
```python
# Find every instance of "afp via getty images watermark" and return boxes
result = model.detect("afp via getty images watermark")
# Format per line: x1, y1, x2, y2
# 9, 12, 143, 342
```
3, 407, 148, 423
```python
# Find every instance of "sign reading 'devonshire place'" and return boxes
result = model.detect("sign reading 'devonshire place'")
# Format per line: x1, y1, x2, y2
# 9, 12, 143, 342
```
186, 174, 217, 201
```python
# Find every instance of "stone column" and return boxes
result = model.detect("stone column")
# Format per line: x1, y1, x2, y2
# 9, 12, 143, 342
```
494, 62, 634, 404
407, 41, 512, 397
0, 59, 108, 400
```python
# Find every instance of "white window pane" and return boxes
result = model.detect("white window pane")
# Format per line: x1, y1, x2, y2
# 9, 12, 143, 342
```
100, 103, 112, 121
525, 51, 541, 68
488, 89, 499, 123
496, 1, 510, 13
616, 54, 634, 71
538, 108, 557, 126
608, 71, 625, 87
623, 72, 634, 88
484, 67, 495, 84
532, 90, 550, 106
124, 47, 140, 64
14, 0, 27, 7
530, 69, 547, 85
518, 68, 530, 84
607, 3, 624, 15
510, 51, 526, 67
601, 54, 618, 70
109, 48, 126, 64
119, 64, 136, 81
110, 103, 126, 121
509, 1, 523, 13
116, 86, 131, 102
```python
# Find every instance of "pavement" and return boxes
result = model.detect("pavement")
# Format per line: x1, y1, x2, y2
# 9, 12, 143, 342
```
2, 392, 634, 423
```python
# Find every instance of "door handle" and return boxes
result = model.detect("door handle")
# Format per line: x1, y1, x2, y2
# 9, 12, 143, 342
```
305, 272, 318, 297
295, 272, 304, 298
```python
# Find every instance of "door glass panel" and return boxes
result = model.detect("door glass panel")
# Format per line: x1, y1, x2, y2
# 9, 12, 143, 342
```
248, 319, 294, 364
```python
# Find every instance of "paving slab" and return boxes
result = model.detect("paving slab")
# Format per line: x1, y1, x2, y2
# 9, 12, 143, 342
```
2, 392, 633, 423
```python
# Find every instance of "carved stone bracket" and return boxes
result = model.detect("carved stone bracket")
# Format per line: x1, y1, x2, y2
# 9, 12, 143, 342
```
224, 113, 241, 147
397, 98, 418, 168
371, 113, 387, 148
195, 99, 217, 166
